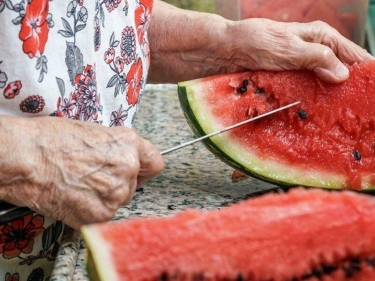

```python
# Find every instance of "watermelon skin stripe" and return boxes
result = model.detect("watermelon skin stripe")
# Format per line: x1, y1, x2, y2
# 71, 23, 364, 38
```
177, 80, 347, 190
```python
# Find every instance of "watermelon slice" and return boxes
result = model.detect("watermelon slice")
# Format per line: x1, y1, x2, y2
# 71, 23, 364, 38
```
178, 61, 375, 190
303, 0, 351, 39
240, 0, 359, 42
241, 0, 315, 22
81, 188, 375, 280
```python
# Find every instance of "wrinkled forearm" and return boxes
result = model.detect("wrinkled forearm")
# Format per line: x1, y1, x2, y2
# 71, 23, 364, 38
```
148, 0, 234, 84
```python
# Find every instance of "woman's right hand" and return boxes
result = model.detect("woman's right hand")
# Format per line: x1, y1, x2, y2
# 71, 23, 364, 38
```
0, 115, 164, 230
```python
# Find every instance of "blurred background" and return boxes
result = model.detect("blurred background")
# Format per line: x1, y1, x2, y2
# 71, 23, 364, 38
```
162, 0, 216, 13
162, 0, 375, 53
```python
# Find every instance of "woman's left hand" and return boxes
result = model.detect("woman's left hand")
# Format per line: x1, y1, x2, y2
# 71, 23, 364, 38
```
223, 18, 374, 83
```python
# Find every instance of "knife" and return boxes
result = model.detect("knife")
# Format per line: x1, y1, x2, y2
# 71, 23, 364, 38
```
161, 101, 300, 155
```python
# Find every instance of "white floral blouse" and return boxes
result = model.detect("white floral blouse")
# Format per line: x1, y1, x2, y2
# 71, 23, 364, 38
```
0, 0, 153, 280
0, 0, 152, 126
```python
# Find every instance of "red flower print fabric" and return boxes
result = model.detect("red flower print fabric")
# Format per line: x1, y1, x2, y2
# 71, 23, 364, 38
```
126, 58, 143, 106
0, 212, 63, 281
135, 0, 153, 43
19, 95, 45, 113
0, 0, 153, 279
3, 81, 22, 99
73, 64, 101, 122
4, 273, 19, 281
57, 64, 101, 121
19, 0, 50, 58
0, 214, 44, 259
104, 0, 122, 12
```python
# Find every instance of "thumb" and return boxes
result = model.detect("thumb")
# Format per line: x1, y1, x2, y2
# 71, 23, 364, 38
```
314, 61, 349, 83
136, 138, 165, 188
301, 42, 349, 83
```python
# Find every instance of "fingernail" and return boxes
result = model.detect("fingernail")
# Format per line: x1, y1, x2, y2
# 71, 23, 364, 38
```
336, 65, 349, 80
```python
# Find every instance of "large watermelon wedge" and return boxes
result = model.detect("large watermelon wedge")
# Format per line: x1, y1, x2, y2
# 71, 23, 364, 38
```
81, 188, 375, 280
178, 61, 375, 190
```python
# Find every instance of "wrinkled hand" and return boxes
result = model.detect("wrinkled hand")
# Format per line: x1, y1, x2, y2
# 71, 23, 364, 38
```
224, 19, 374, 83
0, 116, 164, 229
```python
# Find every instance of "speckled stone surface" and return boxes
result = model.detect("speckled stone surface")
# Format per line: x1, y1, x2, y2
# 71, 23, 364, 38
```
51, 84, 279, 280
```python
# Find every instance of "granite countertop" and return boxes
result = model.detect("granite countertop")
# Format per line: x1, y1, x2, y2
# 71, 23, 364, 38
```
50, 84, 278, 281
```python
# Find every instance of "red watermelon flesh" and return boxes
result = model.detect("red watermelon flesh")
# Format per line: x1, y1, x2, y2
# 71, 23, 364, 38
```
178, 61, 375, 190
240, 0, 357, 42
242, 0, 315, 22
303, 0, 351, 38
339, 12, 359, 39
81, 188, 375, 281
240, 0, 271, 19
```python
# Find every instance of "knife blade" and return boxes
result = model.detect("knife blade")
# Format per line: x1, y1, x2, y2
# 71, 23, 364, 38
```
161, 101, 300, 155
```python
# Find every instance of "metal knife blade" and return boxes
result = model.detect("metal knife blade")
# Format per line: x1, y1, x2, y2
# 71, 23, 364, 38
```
161, 101, 300, 155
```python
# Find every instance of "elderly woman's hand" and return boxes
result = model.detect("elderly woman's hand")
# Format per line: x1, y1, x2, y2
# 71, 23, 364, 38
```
0, 116, 164, 230
223, 19, 374, 83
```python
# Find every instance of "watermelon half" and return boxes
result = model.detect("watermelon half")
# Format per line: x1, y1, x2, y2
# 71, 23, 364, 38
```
81, 188, 375, 280
178, 61, 375, 190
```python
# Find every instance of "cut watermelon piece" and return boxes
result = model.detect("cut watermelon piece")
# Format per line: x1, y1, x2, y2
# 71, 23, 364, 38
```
240, 0, 359, 42
303, 0, 351, 39
241, 0, 315, 22
81, 188, 375, 280
178, 61, 375, 190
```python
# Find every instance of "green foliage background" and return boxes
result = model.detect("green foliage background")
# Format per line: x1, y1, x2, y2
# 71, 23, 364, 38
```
162, 0, 216, 13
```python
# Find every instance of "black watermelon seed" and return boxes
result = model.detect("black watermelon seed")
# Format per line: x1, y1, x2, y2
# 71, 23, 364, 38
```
344, 259, 361, 278
236, 274, 244, 281
255, 88, 265, 94
321, 264, 337, 274
194, 272, 205, 281
311, 268, 322, 278
366, 257, 375, 267
344, 270, 354, 278
344, 267, 355, 278
354, 150, 361, 161
236, 86, 247, 94
158, 272, 168, 281
243, 79, 249, 87
298, 110, 308, 119
350, 259, 361, 271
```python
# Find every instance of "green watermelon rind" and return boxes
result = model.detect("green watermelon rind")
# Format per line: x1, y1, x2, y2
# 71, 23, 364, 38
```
81, 226, 118, 281
177, 79, 359, 190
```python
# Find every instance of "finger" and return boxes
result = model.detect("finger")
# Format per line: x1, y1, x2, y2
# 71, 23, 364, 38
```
136, 138, 164, 187
298, 41, 350, 83
121, 180, 138, 206
298, 21, 374, 62
335, 39, 375, 64
318, 25, 374, 65
296, 21, 375, 82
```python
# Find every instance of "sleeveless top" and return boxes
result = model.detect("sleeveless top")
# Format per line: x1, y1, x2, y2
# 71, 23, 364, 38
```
0, 0, 153, 280
0, 0, 152, 126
